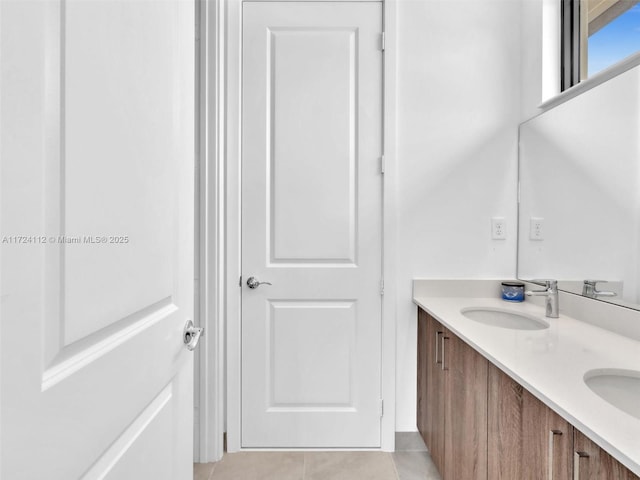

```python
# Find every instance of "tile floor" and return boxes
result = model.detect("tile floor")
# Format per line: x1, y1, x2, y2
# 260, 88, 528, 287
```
194, 433, 442, 480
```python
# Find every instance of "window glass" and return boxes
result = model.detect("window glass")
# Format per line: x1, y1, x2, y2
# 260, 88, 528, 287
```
586, 2, 640, 77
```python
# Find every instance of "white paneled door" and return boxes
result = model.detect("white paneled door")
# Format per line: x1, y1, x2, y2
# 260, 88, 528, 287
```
1, 1, 195, 478
242, 2, 383, 448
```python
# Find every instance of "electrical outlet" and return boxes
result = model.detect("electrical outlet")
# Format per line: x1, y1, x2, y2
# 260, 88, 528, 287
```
491, 217, 506, 240
530, 217, 544, 240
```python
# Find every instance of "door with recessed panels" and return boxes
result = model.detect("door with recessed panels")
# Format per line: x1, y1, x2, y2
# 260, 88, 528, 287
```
241, 1, 383, 447
0, 1, 195, 478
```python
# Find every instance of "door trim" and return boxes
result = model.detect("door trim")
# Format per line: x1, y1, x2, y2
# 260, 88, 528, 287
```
380, 0, 398, 454
194, 0, 226, 463
216, 0, 398, 452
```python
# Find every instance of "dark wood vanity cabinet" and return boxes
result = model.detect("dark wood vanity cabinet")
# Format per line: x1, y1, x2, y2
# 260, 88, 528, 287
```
444, 330, 488, 480
417, 308, 488, 480
417, 308, 445, 473
488, 364, 572, 480
416, 307, 639, 480
573, 430, 639, 480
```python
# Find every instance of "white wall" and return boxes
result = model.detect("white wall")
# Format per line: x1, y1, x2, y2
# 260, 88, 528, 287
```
395, 0, 522, 430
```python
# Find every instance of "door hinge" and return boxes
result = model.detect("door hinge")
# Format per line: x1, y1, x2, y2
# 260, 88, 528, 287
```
239, 275, 242, 287
379, 399, 384, 417
380, 32, 385, 51
380, 278, 384, 296
380, 155, 385, 174
517, 180, 521, 204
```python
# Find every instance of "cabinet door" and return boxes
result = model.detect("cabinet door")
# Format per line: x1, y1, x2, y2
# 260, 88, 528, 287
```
488, 364, 572, 480
444, 330, 488, 480
417, 309, 446, 474
547, 409, 572, 480
488, 364, 533, 479
574, 430, 639, 480
427, 312, 446, 473
417, 309, 428, 440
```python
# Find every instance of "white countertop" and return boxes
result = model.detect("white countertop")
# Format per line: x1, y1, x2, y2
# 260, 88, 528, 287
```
413, 290, 640, 476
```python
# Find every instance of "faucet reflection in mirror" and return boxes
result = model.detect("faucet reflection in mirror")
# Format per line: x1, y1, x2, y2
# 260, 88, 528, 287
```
518, 63, 640, 311
583, 280, 617, 299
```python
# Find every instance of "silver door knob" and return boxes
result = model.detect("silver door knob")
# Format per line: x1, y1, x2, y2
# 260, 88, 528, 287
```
247, 276, 272, 289
183, 319, 204, 351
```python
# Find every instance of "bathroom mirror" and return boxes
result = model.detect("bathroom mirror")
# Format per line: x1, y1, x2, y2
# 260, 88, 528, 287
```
518, 64, 640, 310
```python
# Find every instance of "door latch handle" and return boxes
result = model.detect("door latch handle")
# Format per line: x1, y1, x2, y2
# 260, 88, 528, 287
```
247, 276, 272, 289
183, 319, 204, 351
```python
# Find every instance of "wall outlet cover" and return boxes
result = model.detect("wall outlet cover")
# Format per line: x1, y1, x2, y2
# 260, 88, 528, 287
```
530, 217, 544, 240
491, 217, 506, 240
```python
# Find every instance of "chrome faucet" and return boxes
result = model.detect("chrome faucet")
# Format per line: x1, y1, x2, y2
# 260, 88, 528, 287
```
525, 280, 559, 318
582, 280, 617, 298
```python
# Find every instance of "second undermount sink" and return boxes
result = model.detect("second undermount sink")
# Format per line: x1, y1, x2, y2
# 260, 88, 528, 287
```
584, 369, 640, 420
460, 307, 549, 330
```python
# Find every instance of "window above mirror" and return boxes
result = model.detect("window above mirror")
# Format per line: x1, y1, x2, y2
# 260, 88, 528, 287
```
562, 0, 640, 89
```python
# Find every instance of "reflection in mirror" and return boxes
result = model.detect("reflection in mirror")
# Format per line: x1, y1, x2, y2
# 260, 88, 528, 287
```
518, 64, 640, 310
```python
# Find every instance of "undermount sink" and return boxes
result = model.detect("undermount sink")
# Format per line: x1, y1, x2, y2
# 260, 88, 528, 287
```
584, 369, 640, 420
460, 307, 549, 330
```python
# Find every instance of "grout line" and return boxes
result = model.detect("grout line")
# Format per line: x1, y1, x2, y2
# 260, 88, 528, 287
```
207, 461, 217, 480
389, 452, 401, 480
301, 452, 307, 480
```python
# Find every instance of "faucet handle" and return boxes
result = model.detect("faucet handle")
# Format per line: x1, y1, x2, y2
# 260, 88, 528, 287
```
531, 279, 557, 290
526, 279, 560, 318
584, 279, 607, 286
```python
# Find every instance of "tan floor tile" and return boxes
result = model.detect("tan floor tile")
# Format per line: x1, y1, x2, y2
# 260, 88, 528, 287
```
210, 452, 304, 480
194, 462, 216, 480
304, 452, 398, 480
392, 452, 442, 480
